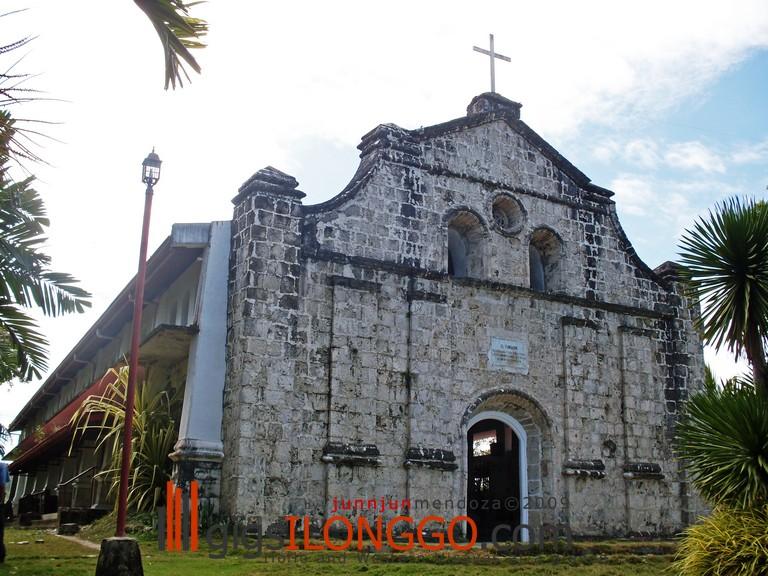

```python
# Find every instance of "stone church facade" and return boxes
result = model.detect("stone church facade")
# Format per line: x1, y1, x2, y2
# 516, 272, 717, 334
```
220, 92, 705, 538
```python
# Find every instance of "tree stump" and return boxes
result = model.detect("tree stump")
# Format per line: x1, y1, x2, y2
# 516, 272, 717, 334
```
95, 537, 144, 576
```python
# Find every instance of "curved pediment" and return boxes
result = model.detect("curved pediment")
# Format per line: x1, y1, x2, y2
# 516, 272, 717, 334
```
292, 93, 670, 302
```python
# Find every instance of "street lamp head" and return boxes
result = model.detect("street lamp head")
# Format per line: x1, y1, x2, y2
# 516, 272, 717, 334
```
142, 149, 162, 186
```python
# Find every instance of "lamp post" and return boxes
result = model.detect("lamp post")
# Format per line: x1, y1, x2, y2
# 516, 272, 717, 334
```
115, 150, 161, 537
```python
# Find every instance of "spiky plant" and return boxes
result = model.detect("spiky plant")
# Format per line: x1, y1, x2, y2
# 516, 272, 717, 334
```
676, 377, 768, 510
678, 197, 768, 395
69, 366, 183, 512
676, 198, 768, 572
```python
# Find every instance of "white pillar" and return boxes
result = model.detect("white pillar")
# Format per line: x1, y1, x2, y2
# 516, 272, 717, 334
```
170, 221, 230, 510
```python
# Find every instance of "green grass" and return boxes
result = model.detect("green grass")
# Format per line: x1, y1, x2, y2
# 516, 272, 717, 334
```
0, 526, 675, 576
0, 527, 98, 576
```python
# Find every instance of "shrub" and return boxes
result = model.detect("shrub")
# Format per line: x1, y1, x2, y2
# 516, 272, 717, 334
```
673, 506, 768, 576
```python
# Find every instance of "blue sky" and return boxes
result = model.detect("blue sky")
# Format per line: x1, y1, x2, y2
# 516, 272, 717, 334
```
1, 1, 767, 450
568, 49, 768, 265
268, 48, 768, 269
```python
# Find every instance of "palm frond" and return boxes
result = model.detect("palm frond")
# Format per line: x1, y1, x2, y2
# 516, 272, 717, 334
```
69, 366, 183, 512
676, 380, 768, 509
678, 197, 768, 353
0, 109, 43, 166
133, 0, 208, 90
0, 301, 48, 380
0, 36, 34, 107
678, 197, 768, 391
0, 136, 91, 382
0, 328, 20, 382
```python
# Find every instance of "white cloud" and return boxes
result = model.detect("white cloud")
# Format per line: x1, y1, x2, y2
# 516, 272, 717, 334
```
624, 139, 660, 168
610, 174, 707, 233
664, 141, 726, 173
668, 178, 744, 198
592, 140, 620, 162
610, 176, 657, 216
609, 172, 752, 258
731, 139, 768, 164
520, 1, 768, 137
593, 135, 764, 176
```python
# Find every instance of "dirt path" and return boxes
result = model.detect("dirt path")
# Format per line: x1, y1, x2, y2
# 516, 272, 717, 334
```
55, 533, 102, 551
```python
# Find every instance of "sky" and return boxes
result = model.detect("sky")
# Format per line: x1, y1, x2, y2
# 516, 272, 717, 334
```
1, 1, 767, 452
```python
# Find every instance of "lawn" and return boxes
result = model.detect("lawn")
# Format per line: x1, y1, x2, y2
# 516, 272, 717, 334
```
0, 526, 675, 576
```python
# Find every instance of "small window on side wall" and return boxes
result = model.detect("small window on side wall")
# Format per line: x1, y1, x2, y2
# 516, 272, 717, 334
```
529, 227, 562, 292
447, 211, 485, 279
448, 228, 468, 277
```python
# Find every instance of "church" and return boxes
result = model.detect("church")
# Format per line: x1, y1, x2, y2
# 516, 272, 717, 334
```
6, 91, 705, 539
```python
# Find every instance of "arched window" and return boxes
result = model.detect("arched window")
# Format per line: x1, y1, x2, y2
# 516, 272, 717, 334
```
529, 227, 562, 292
491, 194, 526, 235
529, 245, 546, 291
447, 211, 485, 278
448, 228, 468, 277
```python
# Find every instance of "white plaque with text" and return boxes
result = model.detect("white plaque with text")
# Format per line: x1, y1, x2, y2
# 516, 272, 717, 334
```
488, 337, 528, 374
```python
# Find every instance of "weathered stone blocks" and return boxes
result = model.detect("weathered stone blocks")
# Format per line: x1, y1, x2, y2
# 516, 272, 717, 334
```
220, 94, 705, 538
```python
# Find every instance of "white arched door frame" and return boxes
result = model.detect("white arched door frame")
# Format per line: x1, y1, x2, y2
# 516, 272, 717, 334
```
466, 410, 529, 539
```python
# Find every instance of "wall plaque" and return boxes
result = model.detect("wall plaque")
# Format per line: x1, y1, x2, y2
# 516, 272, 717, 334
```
488, 337, 528, 374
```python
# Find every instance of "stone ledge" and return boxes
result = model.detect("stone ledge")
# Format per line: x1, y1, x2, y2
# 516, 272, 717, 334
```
562, 459, 606, 479
561, 316, 600, 330
407, 289, 447, 304
329, 275, 381, 294
623, 462, 664, 480
301, 247, 673, 320
619, 325, 656, 338
404, 447, 458, 471
321, 442, 381, 467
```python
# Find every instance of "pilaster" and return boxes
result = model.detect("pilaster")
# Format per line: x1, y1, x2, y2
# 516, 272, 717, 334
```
221, 167, 305, 527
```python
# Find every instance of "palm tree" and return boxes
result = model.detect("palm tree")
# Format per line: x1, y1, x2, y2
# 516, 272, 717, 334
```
678, 197, 768, 396
0, 123, 91, 381
0, 2, 206, 383
0, 1, 208, 388
675, 198, 768, 572
133, 0, 208, 90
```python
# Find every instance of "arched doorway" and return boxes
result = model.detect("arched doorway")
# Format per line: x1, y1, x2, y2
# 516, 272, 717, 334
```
466, 412, 527, 541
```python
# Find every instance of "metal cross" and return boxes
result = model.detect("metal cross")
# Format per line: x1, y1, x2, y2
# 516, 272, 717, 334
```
473, 34, 511, 93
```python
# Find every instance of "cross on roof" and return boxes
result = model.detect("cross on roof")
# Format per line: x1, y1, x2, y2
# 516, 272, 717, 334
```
473, 34, 511, 93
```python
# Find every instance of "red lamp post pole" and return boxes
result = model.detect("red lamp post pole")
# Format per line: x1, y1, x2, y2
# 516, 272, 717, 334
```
115, 176, 156, 537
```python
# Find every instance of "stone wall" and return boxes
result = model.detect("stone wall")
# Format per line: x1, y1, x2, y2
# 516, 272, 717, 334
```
221, 93, 704, 537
